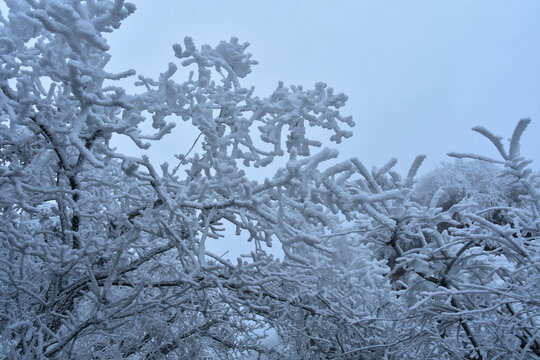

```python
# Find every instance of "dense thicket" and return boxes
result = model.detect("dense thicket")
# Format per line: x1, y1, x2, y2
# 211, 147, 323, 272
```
1, 1, 538, 359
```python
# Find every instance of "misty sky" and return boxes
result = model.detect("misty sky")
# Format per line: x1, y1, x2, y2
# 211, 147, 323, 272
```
102, 0, 540, 175
100, 0, 540, 260
1, 1, 537, 173
1, 0, 539, 260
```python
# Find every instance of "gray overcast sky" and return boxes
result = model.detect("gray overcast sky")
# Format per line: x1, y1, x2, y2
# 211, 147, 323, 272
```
103, 0, 540, 175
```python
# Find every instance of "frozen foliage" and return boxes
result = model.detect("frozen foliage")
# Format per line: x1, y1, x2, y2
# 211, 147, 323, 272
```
414, 160, 521, 211
0, 1, 539, 359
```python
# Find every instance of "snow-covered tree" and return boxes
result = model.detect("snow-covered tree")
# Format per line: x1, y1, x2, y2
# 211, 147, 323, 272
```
303, 120, 539, 359
1, 1, 538, 359
0, 1, 365, 358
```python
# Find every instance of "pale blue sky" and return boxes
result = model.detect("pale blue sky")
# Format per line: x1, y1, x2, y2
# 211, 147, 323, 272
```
1, 0, 538, 172
101, 1, 540, 259
103, 0, 540, 174
1, 0, 539, 259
